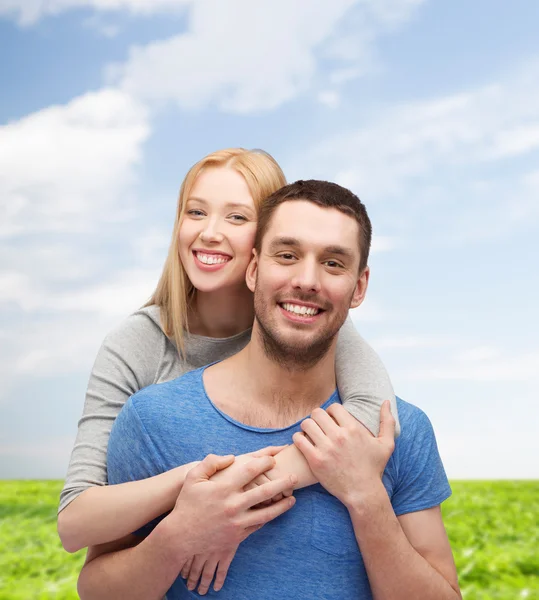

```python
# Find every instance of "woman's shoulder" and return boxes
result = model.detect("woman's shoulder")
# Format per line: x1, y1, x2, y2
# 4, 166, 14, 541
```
101, 305, 170, 358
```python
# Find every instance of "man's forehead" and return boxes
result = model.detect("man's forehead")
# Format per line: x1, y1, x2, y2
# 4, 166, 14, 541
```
263, 201, 360, 256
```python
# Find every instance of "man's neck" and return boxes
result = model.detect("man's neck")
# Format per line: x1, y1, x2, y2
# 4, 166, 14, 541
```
189, 286, 254, 338
230, 327, 337, 416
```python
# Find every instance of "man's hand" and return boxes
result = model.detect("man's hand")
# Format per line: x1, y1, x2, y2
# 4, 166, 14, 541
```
292, 401, 395, 508
181, 446, 294, 594
160, 453, 297, 567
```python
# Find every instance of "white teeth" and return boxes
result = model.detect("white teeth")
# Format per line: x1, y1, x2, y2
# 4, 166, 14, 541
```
196, 252, 230, 265
282, 303, 319, 316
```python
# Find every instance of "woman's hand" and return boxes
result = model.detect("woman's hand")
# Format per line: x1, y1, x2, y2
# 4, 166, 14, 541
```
181, 546, 239, 595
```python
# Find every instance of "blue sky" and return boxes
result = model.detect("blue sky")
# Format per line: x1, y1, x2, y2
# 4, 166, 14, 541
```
1, 0, 538, 479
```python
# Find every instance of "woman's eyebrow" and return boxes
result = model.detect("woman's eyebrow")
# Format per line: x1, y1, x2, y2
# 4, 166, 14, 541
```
187, 197, 254, 212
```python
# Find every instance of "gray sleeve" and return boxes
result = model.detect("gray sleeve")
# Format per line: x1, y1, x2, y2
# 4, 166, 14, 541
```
58, 313, 169, 513
335, 315, 401, 437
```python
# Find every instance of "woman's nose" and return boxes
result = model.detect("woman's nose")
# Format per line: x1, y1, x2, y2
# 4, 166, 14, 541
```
199, 220, 224, 243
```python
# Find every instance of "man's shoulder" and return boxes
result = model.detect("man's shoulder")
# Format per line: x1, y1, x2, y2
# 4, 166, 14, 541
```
394, 397, 435, 441
130, 367, 205, 411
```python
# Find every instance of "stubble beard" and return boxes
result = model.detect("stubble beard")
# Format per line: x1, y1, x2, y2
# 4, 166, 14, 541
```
253, 287, 349, 371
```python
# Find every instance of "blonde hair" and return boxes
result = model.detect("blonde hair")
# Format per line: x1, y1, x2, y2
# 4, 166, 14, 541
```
144, 148, 287, 357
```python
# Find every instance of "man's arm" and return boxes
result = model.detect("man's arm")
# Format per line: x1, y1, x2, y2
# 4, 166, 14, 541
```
78, 454, 297, 600
347, 483, 460, 598
293, 402, 461, 600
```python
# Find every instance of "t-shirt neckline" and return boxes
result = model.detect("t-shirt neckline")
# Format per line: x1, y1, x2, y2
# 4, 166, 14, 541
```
198, 365, 339, 434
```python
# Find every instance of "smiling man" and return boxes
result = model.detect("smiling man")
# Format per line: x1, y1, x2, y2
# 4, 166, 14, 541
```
79, 180, 460, 599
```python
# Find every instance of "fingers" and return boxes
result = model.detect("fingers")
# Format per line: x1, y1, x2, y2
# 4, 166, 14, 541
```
292, 431, 316, 461
240, 474, 297, 510
310, 408, 340, 436
180, 555, 194, 580
186, 554, 207, 592
243, 495, 296, 528
300, 418, 326, 447
378, 400, 396, 443
197, 555, 220, 596
230, 455, 276, 489
326, 403, 356, 427
213, 548, 237, 592
248, 473, 273, 506
190, 454, 235, 482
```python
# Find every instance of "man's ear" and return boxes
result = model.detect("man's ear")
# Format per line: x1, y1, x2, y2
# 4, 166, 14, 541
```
350, 266, 369, 309
245, 248, 259, 293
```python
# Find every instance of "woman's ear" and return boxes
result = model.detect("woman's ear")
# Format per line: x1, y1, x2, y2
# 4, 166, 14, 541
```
245, 249, 259, 293
350, 266, 370, 309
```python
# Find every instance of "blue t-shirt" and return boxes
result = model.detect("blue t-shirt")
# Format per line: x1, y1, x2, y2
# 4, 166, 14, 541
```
108, 367, 451, 600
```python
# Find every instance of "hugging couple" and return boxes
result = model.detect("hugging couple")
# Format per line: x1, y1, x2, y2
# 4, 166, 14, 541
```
58, 148, 461, 599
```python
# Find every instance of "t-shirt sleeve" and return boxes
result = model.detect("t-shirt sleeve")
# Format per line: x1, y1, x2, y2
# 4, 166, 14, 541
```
107, 395, 169, 537
58, 311, 167, 514
391, 407, 451, 516
335, 315, 401, 437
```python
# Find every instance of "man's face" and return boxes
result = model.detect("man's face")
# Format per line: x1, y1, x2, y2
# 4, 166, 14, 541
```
246, 200, 369, 367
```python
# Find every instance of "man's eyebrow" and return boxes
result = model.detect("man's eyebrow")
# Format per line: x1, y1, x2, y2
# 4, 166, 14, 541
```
268, 238, 355, 260
268, 237, 301, 251
323, 245, 355, 260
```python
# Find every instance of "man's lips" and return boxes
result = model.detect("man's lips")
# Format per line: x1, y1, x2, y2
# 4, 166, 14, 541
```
278, 300, 326, 320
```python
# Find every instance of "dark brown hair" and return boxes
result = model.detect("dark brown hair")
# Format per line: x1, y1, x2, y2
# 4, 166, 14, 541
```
254, 179, 372, 272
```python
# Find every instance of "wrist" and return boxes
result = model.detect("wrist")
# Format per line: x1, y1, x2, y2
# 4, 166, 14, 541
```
343, 478, 388, 514
153, 512, 192, 568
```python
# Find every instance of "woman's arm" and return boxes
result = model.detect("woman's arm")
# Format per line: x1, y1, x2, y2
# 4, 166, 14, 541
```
58, 462, 197, 553
336, 315, 400, 437
58, 309, 173, 551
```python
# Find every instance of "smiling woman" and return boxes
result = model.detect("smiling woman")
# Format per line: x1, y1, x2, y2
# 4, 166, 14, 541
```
57, 147, 400, 598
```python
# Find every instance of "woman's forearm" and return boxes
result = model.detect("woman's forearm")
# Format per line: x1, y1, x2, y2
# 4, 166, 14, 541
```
271, 444, 317, 489
58, 461, 199, 552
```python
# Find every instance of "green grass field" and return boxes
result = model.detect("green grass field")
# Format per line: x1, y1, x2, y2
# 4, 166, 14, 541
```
0, 480, 537, 599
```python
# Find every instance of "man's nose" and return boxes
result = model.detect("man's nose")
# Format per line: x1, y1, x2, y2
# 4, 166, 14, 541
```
291, 258, 321, 293
199, 218, 224, 243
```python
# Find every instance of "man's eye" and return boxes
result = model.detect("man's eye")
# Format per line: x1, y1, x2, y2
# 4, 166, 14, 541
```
279, 253, 295, 260
325, 261, 343, 268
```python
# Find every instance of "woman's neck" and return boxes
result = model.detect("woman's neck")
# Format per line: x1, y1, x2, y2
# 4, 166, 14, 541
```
188, 285, 254, 338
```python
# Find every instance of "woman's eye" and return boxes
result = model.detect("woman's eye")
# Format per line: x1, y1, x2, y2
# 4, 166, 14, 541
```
187, 209, 205, 217
229, 214, 247, 222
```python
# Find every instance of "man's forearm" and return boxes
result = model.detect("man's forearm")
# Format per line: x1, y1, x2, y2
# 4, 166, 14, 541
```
77, 518, 187, 600
347, 484, 460, 600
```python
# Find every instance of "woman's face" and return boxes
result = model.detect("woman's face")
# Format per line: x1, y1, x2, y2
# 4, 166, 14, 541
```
179, 166, 258, 293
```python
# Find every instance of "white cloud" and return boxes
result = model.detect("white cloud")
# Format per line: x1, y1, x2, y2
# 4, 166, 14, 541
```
373, 334, 458, 350
371, 235, 398, 253
318, 91, 341, 109
297, 60, 539, 241
111, 0, 425, 114
406, 351, 539, 383
0, 88, 150, 238
0, 0, 192, 26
